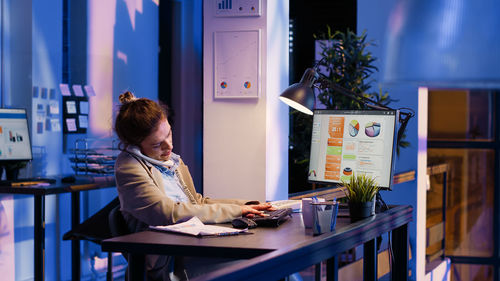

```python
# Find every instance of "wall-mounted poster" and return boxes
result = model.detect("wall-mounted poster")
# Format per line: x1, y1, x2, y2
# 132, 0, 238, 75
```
214, 30, 261, 99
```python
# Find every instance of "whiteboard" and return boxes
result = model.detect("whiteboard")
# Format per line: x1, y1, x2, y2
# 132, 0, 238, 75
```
214, 30, 261, 99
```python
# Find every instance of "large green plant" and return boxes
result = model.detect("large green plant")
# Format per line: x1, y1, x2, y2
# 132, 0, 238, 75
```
314, 27, 394, 109
313, 28, 409, 152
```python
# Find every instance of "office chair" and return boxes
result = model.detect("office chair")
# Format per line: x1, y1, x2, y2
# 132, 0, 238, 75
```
63, 197, 120, 281
108, 205, 130, 241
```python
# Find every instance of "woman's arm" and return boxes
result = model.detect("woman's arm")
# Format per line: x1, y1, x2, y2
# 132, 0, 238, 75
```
115, 153, 243, 225
177, 159, 262, 206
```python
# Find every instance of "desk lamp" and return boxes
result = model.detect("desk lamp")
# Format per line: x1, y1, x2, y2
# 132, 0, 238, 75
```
279, 61, 414, 146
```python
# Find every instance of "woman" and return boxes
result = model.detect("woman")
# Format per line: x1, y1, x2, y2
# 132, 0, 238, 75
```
114, 91, 272, 280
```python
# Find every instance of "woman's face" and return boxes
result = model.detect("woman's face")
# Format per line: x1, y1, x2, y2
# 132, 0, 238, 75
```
139, 118, 173, 161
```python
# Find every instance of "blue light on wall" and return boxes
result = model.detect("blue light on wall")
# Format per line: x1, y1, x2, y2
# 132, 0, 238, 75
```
384, 0, 500, 88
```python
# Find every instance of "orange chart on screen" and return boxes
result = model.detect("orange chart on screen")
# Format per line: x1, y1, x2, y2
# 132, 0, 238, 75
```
324, 117, 344, 180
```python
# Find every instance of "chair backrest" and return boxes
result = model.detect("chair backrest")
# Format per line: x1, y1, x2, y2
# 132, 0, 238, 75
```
63, 196, 120, 244
108, 205, 130, 237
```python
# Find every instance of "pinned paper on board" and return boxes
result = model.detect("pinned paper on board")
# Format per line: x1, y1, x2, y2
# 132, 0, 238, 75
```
45, 119, 52, 132
78, 115, 88, 128
59, 84, 71, 96
66, 118, 77, 132
49, 88, 56, 99
36, 104, 45, 114
51, 119, 61, 132
41, 88, 48, 99
49, 101, 60, 115
84, 85, 96, 96
32, 86, 39, 98
36, 122, 44, 134
79, 101, 89, 114
66, 101, 77, 114
72, 85, 85, 97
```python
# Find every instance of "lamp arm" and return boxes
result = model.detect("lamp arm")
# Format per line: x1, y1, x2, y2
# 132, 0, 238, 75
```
317, 78, 392, 110
315, 77, 415, 148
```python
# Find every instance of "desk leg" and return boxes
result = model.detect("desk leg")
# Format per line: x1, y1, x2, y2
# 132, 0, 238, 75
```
128, 254, 146, 281
392, 223, 409, 281
72, 192, 80, 281
326, 256, 338, 281
34, 195, 45, 281
315, 263, 321, 281
363, 239, 377, 281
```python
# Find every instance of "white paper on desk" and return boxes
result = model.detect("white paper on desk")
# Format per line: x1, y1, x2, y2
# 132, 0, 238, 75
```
150, 217, 247, 236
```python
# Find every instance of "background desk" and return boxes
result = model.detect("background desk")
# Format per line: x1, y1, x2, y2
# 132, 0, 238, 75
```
102, 205, 412, 281
0, 176, 115, 281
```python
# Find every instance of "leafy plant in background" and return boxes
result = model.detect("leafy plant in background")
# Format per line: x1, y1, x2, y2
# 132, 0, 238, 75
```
314, 27, 394, 110
289, 28, 409, 193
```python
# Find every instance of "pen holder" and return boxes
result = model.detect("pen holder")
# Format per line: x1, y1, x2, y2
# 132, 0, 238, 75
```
312, 202, 339, 235
302, 197, 325, 228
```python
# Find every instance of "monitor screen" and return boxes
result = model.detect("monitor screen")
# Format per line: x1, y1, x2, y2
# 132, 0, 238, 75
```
0, 108, 33, 161
308, 109, 397, 189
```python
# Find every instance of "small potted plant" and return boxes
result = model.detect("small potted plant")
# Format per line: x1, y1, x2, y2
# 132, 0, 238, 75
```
342, 173, 380, 221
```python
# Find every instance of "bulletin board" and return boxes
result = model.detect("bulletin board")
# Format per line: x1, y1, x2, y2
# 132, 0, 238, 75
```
213, 30, 261, 99
60, 84, 90, 134
32, 86, 61, 134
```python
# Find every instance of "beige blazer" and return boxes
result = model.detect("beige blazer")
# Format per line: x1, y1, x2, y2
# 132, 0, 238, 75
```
115, 150, 250, 233
115, 151, 255, 280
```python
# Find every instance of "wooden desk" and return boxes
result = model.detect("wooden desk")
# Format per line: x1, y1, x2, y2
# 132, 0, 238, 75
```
102, 205, 412, 281
0, 176, 115, 281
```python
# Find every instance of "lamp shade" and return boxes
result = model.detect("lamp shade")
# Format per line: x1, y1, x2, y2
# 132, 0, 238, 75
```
279, 68, 318, 115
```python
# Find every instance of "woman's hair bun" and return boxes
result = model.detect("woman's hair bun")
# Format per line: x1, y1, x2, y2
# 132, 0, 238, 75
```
119, 91, 137, 104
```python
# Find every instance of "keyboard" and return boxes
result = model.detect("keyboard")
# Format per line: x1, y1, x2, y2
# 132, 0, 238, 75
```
250, 208, 293, 227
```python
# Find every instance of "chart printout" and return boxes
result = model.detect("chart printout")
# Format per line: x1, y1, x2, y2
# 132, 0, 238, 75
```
308, 110, 396, 188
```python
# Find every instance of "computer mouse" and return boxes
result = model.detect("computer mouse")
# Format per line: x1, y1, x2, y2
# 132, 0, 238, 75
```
231, 217, 257, 229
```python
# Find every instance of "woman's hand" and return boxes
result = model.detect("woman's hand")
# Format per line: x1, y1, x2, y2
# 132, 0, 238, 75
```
241, 203, 276, 218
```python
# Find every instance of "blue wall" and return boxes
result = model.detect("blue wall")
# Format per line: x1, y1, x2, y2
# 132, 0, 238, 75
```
358, 0, 420, 278
0, 0, 158, 279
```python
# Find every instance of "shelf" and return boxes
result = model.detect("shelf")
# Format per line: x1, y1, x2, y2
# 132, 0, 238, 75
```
69, 138, 119, 175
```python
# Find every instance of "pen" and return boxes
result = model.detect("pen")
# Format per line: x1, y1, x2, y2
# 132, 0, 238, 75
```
12, 181, 45, 187
329, 197, 338, 232
212, 231, 243, 236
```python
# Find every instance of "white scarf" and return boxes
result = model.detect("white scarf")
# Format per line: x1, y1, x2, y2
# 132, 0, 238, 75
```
125, 145, 175, 168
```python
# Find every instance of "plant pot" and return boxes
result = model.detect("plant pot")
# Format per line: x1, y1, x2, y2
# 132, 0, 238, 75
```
348, 201, 374, 222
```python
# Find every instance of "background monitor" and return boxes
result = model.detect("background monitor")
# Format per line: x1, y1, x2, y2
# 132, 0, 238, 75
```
0, 108, 33, 161
308, 109, 397, 190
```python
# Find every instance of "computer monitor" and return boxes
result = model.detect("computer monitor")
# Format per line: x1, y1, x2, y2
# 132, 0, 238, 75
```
0, 108, 33, 161
308, 109, 397, 190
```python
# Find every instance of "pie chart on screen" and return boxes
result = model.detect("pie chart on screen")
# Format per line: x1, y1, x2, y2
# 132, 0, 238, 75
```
365, 122, 381, 137
348, 120, 359, 137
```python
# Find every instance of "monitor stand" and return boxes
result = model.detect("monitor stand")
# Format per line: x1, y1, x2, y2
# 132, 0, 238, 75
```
0, 161, 28, 180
